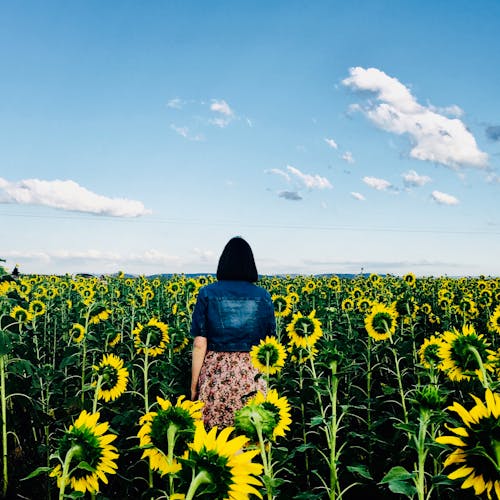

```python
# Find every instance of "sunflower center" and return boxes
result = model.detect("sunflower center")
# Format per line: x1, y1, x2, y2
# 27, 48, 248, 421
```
98, 366, 119, 391
190, 449, 233, 499
257, 345, 280, 366
140, 325, 163, 346
59, 428, 102, 479
150, 408, 196, 456
294, 317, 314, 336
371, 312, 393, 334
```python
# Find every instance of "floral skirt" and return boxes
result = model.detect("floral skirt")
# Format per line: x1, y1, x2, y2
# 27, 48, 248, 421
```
198, 350, 267, 429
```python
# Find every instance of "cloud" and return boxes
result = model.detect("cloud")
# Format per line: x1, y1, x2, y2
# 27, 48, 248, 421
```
431, 190, 459, 205
209, 99, 235, 128
266, 168, 290, 182
167, 98, 184, 109
342, 151, 355, 164
278, 191, 302, 201
402, 169, 431, 187
342, 67, 488, 169
486, 125, 500, 141
362, 176, 392, 191
350, 191, 366, 201
0, 177, 151, 217
286, 165, 332, 190
325, 138, 338, 149
170, 124, 204, 141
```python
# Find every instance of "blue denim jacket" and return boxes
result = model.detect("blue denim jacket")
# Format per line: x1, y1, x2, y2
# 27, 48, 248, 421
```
190, 280, 276, 351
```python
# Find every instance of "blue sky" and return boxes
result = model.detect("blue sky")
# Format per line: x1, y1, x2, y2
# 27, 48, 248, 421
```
1, 1, 499, 277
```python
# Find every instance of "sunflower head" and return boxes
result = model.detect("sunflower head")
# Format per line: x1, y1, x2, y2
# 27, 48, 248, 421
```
180, 423, 263, 500
234, 401, 277, 442
10, 305, 33, 324
488, 305, 500, 335
133, 318, 170, 357
138, 396, 204, 476
50, 411, 118, 494
286, 310, 323, 348
436, 390, 500, 498
250, 336, 287, 375
93, 354, 128, 402
438, 324, 493, 382
419, 335, 446, 370
271, 294, 292, 317
364, 302, 398, 341
28, 300, 46, 317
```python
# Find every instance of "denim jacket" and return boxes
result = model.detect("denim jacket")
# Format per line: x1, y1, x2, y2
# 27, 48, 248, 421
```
190, 280, 276, 352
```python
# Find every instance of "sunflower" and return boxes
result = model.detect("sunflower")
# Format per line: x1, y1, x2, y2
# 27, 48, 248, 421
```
419, 335, 446, 370
286, 310, 323, 348
133, 318, 169, 357
138, 395, 203, 476
247, 389, 292, 441
287, 343, 318, 364
356, 297, 372, 313
436, 389, 500, 498
287, 291, 300, 305
341, 298, 355, 312
420, 303, 432, 316
250, 336, 287, 375
10, 305, 33, 324
271, 294, 292, 318
402, 272, 416, 287
438, 324, 494, 382
327, 276, 341, 292
70, 323, 86, 343
89, 307, 111, 325
50, 410, 118, 494
488, 305, 500, 335
93, 354, 128, 402
364, 302, 398, 342
108, 332, 121, 348
28, 299, 47, 317
181, 422, 263, 500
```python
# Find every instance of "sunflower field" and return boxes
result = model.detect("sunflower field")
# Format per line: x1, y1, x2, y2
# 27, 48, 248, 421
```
1, 271, 500, 499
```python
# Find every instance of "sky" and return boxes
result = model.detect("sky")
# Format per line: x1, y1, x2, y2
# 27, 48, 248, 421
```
1, 0, 499, 277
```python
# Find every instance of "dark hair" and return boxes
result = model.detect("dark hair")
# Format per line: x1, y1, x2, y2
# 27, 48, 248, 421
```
216, 237, 258, 282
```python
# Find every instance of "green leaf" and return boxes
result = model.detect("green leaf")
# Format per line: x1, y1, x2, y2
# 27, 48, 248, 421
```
76, 461, 96, 472
379, 466, 417, 496
347, 464, 373, 480
379, 466, 415, 483
0, 329, 13, 355
21, 466, 52, 481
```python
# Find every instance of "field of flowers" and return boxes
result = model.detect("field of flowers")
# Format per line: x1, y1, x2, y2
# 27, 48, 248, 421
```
0, 270, 499, 499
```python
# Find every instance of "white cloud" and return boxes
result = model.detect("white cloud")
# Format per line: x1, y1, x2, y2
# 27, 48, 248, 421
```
342, 66, 488, 169
0, 177, 151, 217
362, 176, 392, 191
170, 124, 204, 141
342, 151, 355, 164
209, 99, 235, 128
350, 191, 366, 201
325, 138, 338, 149
402, 169, 432, 187
210, 99, 234, 116
286, 165, 332, 190
266, 168, 290, 182
167, 98, 184, 109
431, 190, 459, 205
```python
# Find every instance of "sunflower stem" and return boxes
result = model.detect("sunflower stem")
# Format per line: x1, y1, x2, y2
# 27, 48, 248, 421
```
0, 353, 8, 498
58, 445, 82, 500
92, 375, 103, 414
467, 345, 490, 390
184, 469, 211, 500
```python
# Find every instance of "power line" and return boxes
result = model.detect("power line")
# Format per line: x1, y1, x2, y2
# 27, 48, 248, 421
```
0, 209, 499, 235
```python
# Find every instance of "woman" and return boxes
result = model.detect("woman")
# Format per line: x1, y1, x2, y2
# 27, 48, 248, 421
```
190, 236, 276, 429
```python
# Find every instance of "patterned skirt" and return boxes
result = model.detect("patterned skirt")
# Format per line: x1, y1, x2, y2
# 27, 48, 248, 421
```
198, 350, 267, 429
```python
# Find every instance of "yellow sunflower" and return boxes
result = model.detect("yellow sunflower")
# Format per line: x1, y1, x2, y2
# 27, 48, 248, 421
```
436, 390, 500, 498
488, 305, 500, 335
50, 410, 118, 494
182, 422, 263, 499
28, 299, 47, 317
133, 318, 169, 357
287, 343, 318, 364
271, 294, 292, 317
438, 324, 494, 382
286, 310, 323, 348
250, 336, 287, 375
402, 272, 416, 287
138, 395, 203, 476
249, 389, 292, 441
93, 354, 128, 402
418, 335, 446, 370
10, 305, 33, 324
364, 302, 398, 341
70, 323, 85, 343
341, 298, 355, 312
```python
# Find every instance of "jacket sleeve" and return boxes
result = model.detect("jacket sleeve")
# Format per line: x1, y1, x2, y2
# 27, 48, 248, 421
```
190, 288, 208, 338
